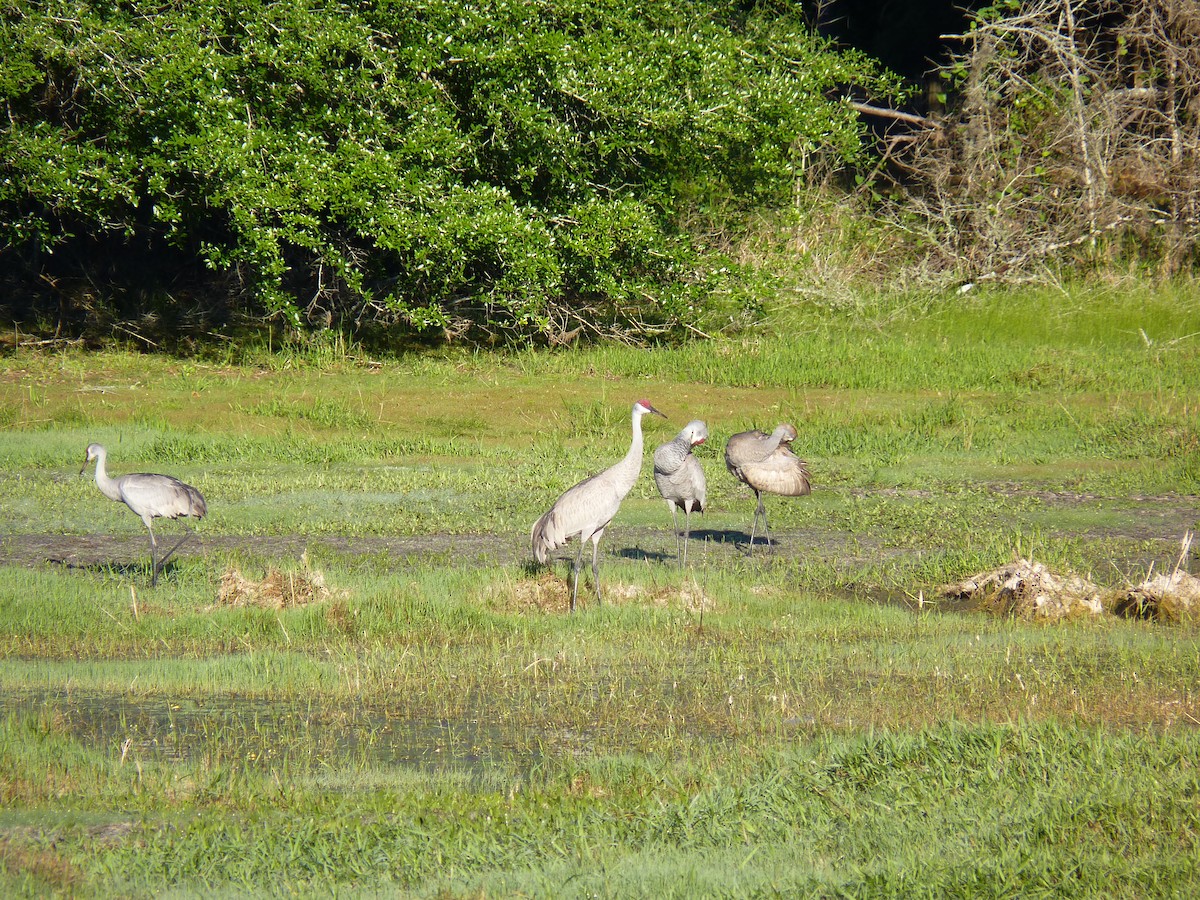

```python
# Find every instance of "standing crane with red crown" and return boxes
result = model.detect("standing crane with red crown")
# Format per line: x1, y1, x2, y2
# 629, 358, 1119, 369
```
532, 400, 667, 612
654, 419, 708, 567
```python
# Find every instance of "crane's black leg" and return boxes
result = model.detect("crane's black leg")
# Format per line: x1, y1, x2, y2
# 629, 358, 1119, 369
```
758, 494, 774, 549
570, 540, 584, 614
591, 536, 602, 605
671, 505, 682, 566
682, 506, 691, 568
154, 526, 194, 583
148, 529, 159, 587
747, 491, 762, 550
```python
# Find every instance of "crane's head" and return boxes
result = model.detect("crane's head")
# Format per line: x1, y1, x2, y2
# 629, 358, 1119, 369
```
634, 400, 667, 420
81, 442, 105, 474
774, 423, 799, 444
683, 420, 708, 446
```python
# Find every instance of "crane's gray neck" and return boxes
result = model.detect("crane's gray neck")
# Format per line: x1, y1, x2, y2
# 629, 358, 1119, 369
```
658, 433, 691, 469
763, 426, 790, 455
611, 407, 649, 488
91, 448, 122, 502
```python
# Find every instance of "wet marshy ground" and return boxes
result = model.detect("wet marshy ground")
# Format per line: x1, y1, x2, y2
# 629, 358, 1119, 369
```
2, 487, 1197, 583
1, 688, 552, 779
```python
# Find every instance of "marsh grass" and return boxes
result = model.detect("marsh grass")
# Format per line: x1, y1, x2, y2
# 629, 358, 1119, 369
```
2, 284, 1200, 895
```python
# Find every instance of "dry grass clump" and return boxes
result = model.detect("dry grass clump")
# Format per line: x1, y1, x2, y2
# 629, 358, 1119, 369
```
489, 571, 715, 614
606, 579, 717, 612
1114, 571, 1200, 622
946, 535, 1199, 624
674, 578, 716, 614
943, 558, 1104, 620
1114, 533, 1199, 622
216, 555, 341, 610
494, 570, 574, 613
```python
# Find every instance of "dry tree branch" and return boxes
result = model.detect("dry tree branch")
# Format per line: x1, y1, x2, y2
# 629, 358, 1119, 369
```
886, 0, 1200, 281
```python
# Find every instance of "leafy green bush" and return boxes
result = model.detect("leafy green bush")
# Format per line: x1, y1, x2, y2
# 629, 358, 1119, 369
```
0, 0, 901, 344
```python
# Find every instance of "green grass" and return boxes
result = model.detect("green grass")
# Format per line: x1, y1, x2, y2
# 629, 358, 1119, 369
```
1, 283, 1199, 896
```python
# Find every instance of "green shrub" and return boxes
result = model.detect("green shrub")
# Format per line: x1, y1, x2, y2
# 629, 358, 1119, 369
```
0, 0, 902, 344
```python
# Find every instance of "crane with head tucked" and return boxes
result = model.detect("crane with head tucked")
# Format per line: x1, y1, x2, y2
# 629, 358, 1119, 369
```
81, 443, 208, 585
654, 419, 707, 567
724, 423, 810, 551
532, 400, 667, 612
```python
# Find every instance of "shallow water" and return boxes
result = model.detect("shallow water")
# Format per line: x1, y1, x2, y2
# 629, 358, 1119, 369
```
1, 688, 550, 779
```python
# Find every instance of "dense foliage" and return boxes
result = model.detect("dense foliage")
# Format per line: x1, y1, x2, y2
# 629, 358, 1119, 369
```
0, 0, 901, 344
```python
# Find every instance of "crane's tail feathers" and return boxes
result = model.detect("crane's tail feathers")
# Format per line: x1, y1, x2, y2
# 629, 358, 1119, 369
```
187, 488, 208, 519
791, 470, 813, 497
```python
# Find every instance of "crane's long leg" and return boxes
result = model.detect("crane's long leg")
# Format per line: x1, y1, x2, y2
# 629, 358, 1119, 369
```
154, 525, 194, 585
670, 505, 682, 566
682, 505, 691, 568
590, 533, 603, 605
147, 527, 159, 587
747, 491, 761, 550
757, 493, 774, 549
570, 538, 584, 614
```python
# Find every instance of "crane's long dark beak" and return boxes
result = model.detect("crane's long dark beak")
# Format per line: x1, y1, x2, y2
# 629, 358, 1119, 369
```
79, 459, 89, 475
648, 404, 668, 419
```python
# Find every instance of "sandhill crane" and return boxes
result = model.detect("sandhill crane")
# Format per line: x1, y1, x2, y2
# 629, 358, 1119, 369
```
532, 400, 667, 612
724, 423, 810, 551
654, 420, 707, 567
81, 443, 208, 586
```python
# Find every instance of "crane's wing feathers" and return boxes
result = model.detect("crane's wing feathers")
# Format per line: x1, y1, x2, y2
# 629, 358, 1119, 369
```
118, 473, 207, 520
740, 449, 811, 497
723, 430, 770, 470
652, 441, 684, 476
654, 455, 706, 511
531, 473, 621, 563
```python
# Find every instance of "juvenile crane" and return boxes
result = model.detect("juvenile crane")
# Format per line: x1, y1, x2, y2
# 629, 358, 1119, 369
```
81, 443, 208, 586
654, 419, 708, 567
724, 423, 810, 551
532, 400, 667, 612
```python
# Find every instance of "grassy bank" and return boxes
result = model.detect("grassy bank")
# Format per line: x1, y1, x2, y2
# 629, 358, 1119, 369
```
1, 284, 1199, 896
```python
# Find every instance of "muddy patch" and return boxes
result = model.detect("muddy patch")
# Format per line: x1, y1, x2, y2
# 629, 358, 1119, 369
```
0, 689, 550, 778
0, 526, 872, 574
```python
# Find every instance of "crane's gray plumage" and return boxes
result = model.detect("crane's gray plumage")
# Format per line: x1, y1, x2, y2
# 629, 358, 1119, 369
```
81, 443, 207, 585
532, 400, 666, 612
724, 423, 810, 551
654, 419, 707, 567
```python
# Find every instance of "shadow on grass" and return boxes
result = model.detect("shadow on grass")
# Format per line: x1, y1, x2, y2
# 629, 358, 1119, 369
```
616, 546, 673, 563
49, 556, 184, 584
690, 528, 749, 545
